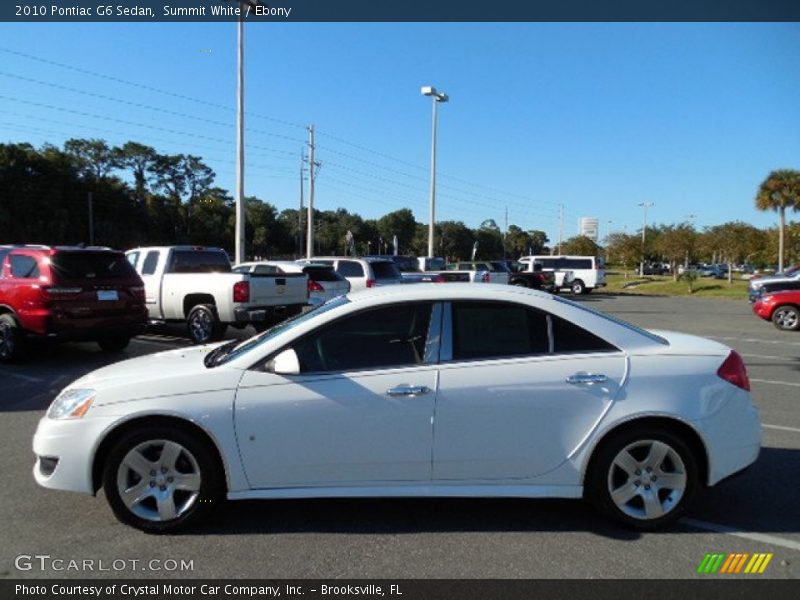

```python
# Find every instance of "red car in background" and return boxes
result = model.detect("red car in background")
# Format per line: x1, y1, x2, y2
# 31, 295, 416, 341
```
752, 289, 800, 331
0, 245, 147, 361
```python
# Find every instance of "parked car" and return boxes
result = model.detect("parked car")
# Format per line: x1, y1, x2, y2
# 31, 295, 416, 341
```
234, 261, 349, 307
748, 266, 800, 300
498, 259, 557, 292
417, 256, 447, 272
126, 246, 308, 344
34, 284, 760, 533
748, 279, 800, 303
0, 245, 147, 361
448, 261, 510, 285
752, 289, 800, 331
520, 255, 604, 294
296, 256, 403, 291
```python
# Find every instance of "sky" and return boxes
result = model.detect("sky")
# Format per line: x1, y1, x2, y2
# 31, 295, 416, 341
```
1, 22, 799, 245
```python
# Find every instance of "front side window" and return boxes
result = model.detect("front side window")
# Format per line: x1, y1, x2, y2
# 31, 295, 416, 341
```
293, 303, 433, 373
9, 254, 40, 279
452, 302, 549, 360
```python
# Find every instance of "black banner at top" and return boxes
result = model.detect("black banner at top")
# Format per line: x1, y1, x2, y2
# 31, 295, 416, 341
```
2, 0, 800, 23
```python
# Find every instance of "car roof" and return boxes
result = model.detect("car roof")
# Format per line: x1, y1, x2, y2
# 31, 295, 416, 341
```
345, 283, 552, 304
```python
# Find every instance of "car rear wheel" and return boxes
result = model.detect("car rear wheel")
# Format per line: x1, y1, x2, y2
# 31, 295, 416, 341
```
586, 427, 698, 530
187, 305, 226, 344
0, 314, 24, 362
571, 279, 586, 295
772, 306, 800, 331
102, 427, 224, 533
98, 336, 131, 352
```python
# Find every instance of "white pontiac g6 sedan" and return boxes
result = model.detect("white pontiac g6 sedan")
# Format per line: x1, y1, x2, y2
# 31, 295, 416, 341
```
33, 284, 761, 532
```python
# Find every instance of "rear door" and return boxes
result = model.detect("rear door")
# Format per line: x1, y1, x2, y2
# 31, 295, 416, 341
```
433, 300, 626, 480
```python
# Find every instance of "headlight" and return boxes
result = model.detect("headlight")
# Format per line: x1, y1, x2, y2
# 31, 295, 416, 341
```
47, 388, 95, 420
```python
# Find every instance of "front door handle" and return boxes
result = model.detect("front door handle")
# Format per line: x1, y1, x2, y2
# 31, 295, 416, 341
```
387, 385, 431, 397
566, 373, 608, 385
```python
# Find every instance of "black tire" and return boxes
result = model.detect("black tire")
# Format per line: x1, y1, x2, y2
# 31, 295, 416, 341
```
186, 304, 226, 344
0, 313, 25, 362
97, 336, 131, 352
571, 279, 585, 295
102, 426, 224, 533
585, 427, 698, 530
772, 305, 800, 331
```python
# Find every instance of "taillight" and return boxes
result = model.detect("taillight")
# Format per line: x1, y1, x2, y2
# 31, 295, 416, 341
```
129, 286, 145, 302
481, 272, 490, 283
433, 273, 446, 283
233, 281, 250, 303
717, 351, 750, 391
308, 279, 324, 293
366, 279, 376, 288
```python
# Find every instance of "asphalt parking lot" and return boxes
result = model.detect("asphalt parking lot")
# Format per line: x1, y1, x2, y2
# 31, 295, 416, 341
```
1, 294, 798, 579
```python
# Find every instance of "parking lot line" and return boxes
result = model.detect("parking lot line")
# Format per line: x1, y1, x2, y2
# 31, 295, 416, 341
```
0, 369, 42, 383
681, 518, 800, 552
741, 353, 797, 362
763, 424, 800, 434
711, 335, 800, 347
750, 378, 800, 388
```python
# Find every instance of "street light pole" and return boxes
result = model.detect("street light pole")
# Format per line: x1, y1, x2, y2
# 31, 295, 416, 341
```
421, 86, 448, 258
638, 202, 654, 276
234, 12, 246, 264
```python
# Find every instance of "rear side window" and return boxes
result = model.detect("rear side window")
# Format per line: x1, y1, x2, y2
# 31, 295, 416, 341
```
0, 248, 10, 278
452, 302, 549, 360
141, 251, 160, 275
303, 266, 344, 282
50, 252, 136, 281
538, 259, 557, 269
126, 251, 139, 269
551, 315, 617, 353
337, 261, 365, 278
169, 251, 231, 274
371, 262, 401, 279
10, 255, 40, 279
562, 258, 594, 270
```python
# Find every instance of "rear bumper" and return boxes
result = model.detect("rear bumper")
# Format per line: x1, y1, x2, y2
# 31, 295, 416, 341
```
233, 304, 304, 323
31, 311, 147, 341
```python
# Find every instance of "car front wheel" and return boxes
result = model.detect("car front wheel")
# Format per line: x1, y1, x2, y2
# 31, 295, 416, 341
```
586, 428, 698, 530
772, 306, 800, 331
102, 427, 223, 533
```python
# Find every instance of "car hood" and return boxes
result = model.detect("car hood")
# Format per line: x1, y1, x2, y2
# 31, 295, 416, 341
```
67, 344, 244, 405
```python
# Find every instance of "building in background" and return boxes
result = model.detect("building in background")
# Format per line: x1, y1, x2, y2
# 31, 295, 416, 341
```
579, 217, 599, 241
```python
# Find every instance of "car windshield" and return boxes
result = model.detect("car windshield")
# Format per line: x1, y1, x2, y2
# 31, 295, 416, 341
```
207, 296, 350, 367
371, 261, 401, 279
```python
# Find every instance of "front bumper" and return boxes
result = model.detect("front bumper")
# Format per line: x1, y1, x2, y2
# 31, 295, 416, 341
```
32, 413, 118, 495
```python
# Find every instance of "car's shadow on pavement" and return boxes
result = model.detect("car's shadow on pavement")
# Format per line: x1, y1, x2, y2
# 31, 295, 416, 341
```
184, 448, 799, 539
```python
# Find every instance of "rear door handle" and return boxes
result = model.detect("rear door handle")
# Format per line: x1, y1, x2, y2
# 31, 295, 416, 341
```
387, 385, 431, 397
566, 373, 608, 385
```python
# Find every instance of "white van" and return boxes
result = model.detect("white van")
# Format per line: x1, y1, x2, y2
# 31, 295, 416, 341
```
518, 255, 606, 294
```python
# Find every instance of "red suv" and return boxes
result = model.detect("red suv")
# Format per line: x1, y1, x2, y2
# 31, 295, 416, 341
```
0, 245, 147, 361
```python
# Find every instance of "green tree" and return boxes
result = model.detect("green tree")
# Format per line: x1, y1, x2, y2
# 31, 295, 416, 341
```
704, 221, 765, 284
113, 142, 157, 204
63, 138, 117, 180
377, 208, 417, 254
756, 169, 800, 272
605, 233, 641, 278
654, 224, 697, 280
560, 235, 600, 257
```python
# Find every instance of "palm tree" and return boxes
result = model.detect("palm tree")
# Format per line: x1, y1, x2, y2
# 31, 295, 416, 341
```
756, 170, 800, 272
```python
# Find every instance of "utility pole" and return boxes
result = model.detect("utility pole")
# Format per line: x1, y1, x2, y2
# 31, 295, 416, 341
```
684, 213, 696, 269
298, 148, 305, 257
87, 191, 94, 245
503, 206, 508, 259
558, 203, 564, 255
638, 202, 654, 276
306, 125, 316, 259
234, 8, 246, 264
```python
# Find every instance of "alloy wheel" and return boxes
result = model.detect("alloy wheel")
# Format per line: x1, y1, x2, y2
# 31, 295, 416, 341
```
606, 439, 687, 521
774, 307, 798, 330
116, 440, 202, 522
189, 309, 213, 343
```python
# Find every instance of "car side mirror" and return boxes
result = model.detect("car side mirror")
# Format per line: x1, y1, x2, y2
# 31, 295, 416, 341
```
269, 348, 300, 375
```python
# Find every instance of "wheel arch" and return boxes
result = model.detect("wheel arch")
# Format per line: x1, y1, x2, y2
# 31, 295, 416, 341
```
183, 294, 216, 319
91, 414, 229, 495
581, 416, 709, 488
0, 304, 19, 319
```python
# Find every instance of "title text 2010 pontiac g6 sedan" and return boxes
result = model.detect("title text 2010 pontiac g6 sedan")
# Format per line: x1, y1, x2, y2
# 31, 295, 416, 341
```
33, 284, 761, 532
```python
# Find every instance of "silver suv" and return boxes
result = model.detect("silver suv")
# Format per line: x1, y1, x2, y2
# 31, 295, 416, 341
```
297, 257, 403, 292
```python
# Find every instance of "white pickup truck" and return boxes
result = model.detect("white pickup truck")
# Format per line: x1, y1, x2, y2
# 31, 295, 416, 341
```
125, 246, 308, 344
